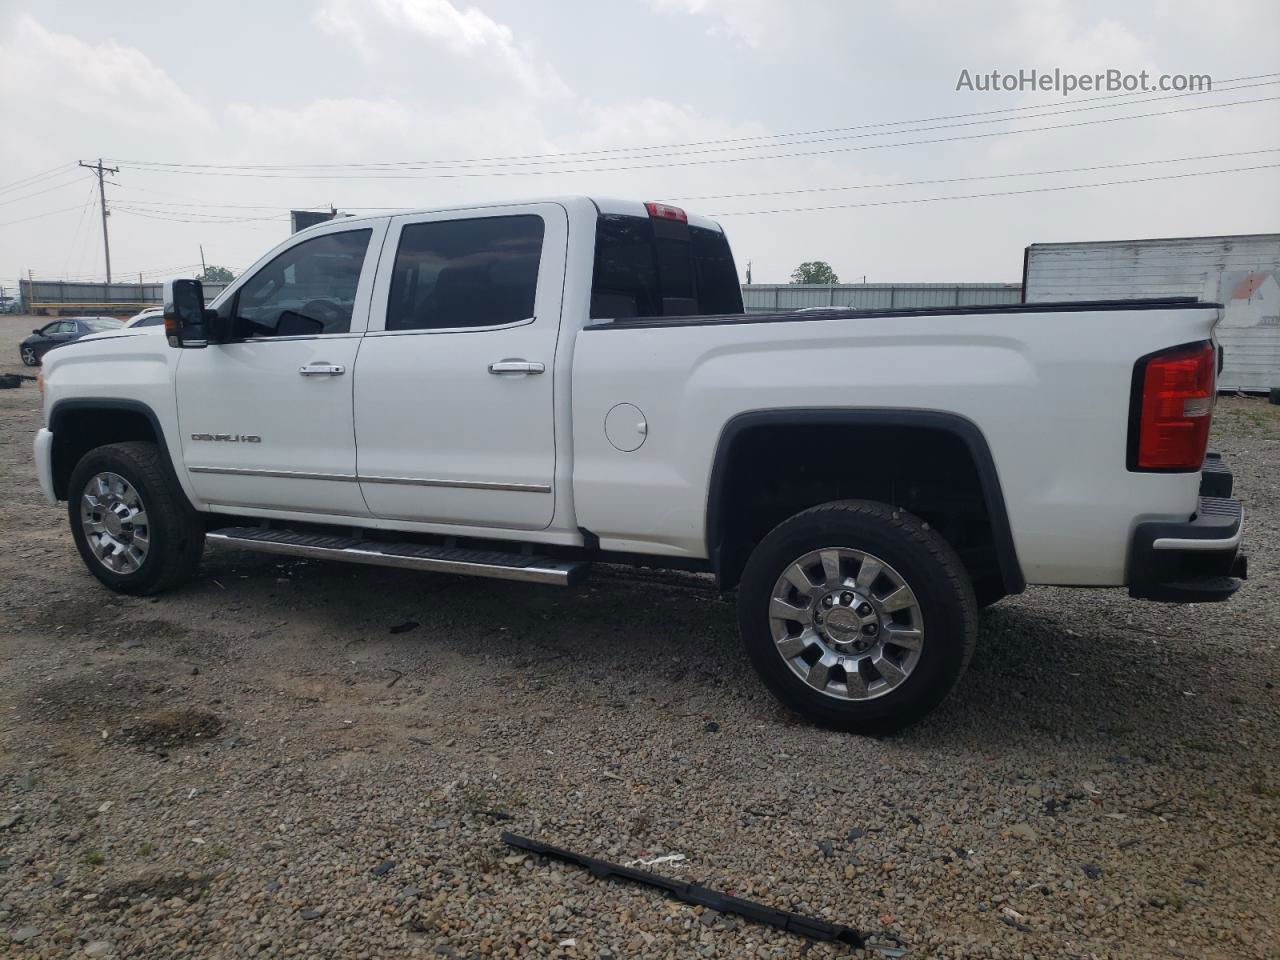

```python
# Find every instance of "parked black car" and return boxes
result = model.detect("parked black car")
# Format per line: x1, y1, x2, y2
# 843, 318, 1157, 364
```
20, 316, 123, 365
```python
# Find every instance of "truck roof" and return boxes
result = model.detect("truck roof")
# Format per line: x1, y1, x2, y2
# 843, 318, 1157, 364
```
308, 196, 724, 234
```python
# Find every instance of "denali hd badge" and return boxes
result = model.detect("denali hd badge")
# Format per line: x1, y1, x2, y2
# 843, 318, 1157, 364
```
191, 433, 262, 443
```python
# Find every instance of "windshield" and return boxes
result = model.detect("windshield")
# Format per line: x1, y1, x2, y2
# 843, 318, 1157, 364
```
83, 318, 124, 331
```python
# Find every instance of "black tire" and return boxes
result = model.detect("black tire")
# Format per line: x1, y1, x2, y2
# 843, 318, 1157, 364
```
68, 441, 205, 596
737, 500, 977, 735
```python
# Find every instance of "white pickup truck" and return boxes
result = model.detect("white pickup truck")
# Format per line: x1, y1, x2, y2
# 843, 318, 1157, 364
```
33, 196, 1246, 732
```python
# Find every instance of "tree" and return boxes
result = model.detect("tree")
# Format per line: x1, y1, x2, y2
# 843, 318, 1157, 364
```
790, 261, 839, 284
199, 265, 235, 283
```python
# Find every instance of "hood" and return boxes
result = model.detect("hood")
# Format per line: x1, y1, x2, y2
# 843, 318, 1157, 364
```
77, 326, 165, 342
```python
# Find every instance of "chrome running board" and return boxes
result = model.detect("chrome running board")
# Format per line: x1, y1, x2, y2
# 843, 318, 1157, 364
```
206, 526, 589, 586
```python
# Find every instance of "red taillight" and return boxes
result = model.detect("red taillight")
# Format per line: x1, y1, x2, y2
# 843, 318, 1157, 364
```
644, 201, 687, 223
1131, 341, 1215, 470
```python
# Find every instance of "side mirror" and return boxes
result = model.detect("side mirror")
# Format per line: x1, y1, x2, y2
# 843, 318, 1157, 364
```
32, 328, 42, 336
164, 279, 210, 348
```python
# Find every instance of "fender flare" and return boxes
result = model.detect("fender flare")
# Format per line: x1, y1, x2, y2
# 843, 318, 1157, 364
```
704, 408, 1025, 594
47, 397, 178, 500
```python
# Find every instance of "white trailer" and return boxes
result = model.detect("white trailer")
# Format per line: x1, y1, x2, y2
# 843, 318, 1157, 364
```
1022, 234, 1280, 392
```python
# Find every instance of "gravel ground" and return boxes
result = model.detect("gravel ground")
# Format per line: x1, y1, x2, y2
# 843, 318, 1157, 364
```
0, 313, 1277, 960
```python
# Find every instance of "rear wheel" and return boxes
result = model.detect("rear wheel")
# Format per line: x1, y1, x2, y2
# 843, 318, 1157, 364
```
738, 500, 977, 734
68, 442, 205, 595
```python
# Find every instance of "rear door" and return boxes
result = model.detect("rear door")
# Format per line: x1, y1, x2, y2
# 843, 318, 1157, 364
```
354, 203, 567, 530
175, 220, 387, 516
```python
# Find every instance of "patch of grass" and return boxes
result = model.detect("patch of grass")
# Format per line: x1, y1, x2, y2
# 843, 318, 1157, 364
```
207, 845, 232, 859
1248, 774, 1280, 800
1180, 739, 1216, 753
83, 849, 105, 866
138, 842, 154, 857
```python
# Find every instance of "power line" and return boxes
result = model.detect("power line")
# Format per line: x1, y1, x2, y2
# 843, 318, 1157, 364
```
104, 73, 1280, 172
707, 162, 1280, 217
111, 209, 290, 236
113, 206, 288, 224
63, 184, 98, 279
0, 162, 77, 196
100, 146, 1280, 215
668, 147, 1280, 202
99, 95, 1280, 181
0, 173, 88, 208
0, 202, 90, 228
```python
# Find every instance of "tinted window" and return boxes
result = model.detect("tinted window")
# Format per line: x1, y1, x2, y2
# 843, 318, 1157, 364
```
387, 216, 544, 331
589, 215, 743, 320
691, 226, 744, 314
83, 318, 123, 331
233, 229, 372, 338
134, 315, 164, 328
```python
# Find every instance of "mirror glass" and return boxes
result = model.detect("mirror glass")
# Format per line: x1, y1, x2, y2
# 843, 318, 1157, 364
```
163, 279, 207, 346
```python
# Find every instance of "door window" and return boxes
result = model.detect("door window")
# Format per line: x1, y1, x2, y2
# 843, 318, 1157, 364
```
231, 229, 372, 338
386, 215, 544, 331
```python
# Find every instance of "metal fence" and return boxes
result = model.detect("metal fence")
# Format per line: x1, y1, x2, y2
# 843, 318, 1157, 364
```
742, 283, 1022, 313
19, 279, 230, 315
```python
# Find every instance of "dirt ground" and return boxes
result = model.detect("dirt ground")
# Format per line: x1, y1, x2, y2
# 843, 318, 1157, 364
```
0, 313, 1276, 960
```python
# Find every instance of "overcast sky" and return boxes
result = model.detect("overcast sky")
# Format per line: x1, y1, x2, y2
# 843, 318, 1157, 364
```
1, 0, 1277, 290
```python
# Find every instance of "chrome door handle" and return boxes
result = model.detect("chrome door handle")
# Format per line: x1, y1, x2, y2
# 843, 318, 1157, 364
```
488, 360, 545, 375
299, 363, 346, 376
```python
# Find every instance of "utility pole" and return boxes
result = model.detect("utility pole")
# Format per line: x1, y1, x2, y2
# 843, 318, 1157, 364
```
745, 260, 753, 284
79, 159, 119, 283
199, 244, 207, 278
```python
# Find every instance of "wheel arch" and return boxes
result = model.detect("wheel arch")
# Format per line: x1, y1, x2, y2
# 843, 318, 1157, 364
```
704, 408, 1025, 595
48, 398, 173, 501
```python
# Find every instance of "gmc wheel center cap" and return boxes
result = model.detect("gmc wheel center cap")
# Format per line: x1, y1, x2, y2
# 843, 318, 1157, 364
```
822, 606, 861, 640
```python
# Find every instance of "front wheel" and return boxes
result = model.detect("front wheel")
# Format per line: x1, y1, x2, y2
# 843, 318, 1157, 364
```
68, 441, 206, 596
738, 500, 977, 734
20, 345, 38, 366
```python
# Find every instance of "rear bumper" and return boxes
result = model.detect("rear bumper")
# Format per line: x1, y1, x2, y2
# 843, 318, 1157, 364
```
1128, 454, 1246, 602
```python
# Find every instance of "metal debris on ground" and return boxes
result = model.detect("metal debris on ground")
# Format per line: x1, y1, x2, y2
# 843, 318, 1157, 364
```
622, 853, 686, 868
501, 832, 864, 948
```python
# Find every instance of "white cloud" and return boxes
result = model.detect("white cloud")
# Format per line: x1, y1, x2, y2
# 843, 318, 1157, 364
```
0, 15, 213, 137
648, 0, 777, 47
314, 0, 567, 97
312, 1, 378, 60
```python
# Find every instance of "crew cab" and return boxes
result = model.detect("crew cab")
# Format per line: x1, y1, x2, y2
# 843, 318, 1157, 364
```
32, 197, 1246, 732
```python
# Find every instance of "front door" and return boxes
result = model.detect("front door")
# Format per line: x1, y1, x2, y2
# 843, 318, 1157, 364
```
176, 220, 386, 517
354, 204, 567, 530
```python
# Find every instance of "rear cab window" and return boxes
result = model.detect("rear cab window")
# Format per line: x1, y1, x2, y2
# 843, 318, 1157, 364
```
386, 215, 544, 331
589, 209, 743, 320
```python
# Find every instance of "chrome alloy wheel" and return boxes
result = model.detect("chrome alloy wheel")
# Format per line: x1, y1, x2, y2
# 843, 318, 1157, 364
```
20, 346, 37, 366
768, 547, 925, 701
80, 472, 151, 574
